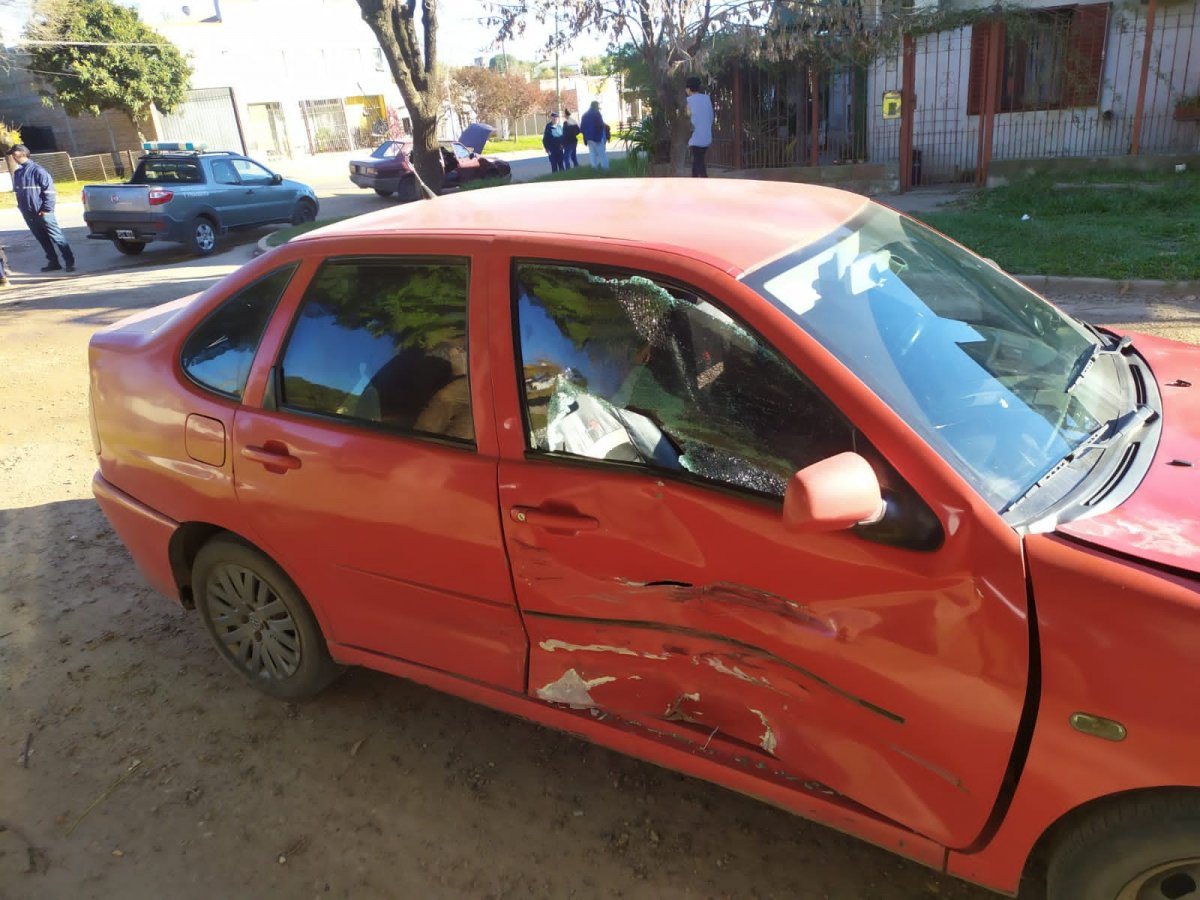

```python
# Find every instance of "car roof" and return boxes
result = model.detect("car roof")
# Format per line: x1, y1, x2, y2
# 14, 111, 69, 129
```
297, 179, 870, 274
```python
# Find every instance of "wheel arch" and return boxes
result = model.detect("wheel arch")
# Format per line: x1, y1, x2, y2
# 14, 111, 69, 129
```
168, 523, 263, 609
1020, 786, 1200, 894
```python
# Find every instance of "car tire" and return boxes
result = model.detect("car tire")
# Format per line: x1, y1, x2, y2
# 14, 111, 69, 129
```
192, 536, 343, 701
113, 239, 146, 255
187, 216, 217, 256
290, 199, 317, 225
1045, 792, 1200, 900
373, 188, 393, 197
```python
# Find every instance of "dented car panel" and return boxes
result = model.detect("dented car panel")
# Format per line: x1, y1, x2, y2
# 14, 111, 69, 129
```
89, 180, 1200, 899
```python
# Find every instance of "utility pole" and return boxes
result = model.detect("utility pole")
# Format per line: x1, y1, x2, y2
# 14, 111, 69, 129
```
554, 3, 561, 113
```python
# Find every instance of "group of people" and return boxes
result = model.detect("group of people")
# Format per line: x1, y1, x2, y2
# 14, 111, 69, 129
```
541, 100, 611, 173
1, 143, 76, 286
540, 78, 714, 178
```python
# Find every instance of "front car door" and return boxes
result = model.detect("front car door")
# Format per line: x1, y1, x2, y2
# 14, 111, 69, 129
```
489, 246, 1031, 850
230, 157, 292, 223
232, 240, 526, 690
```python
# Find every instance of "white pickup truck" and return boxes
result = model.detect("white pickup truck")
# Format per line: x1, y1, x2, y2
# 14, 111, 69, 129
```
82, 144, 319, 256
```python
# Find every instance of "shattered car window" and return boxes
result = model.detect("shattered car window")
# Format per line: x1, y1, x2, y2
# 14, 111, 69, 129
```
514, 263, 852, 497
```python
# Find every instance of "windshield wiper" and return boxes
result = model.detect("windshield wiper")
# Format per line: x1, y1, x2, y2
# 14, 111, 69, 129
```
1003, 403, 1156, 516
1066, 333, 1133, 394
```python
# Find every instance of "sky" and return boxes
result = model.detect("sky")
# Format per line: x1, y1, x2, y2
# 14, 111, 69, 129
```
0, 0, 611, 67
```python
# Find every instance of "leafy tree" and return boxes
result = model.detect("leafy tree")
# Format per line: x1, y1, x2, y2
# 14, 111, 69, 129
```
488, 53, 532, 77
356, 0, 447, 195
25, 0, 191, 140
451, 65, 545, 136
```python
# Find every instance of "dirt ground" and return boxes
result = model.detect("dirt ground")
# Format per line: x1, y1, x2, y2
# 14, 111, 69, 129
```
1, 232, 1197, 900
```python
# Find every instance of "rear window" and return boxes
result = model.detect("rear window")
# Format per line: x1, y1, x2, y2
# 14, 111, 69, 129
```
181, 265, 298, 399
131, 158, 204, 184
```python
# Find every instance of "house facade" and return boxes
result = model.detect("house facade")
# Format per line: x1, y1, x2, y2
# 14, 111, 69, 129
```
712, 0, 1200, 186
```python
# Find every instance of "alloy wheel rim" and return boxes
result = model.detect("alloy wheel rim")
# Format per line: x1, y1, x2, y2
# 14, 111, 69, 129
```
1117, 858, 1200, 900
206, 564, 301, 680
196, 223, 215, 251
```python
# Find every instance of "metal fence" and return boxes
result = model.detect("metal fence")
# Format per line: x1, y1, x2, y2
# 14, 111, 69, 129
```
28, 150, 143, 183
711, 0, 1200, 189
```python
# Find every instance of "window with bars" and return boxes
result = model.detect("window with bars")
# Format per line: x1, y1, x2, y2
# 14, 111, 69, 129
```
968, 3, 1110, 114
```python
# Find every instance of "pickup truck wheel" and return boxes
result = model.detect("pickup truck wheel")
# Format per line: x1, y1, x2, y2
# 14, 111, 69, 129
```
1046, 793, 1200, 900
192, 536, 343, 700
290, 199, 317, 225
188, 217, 217, 256
113, 238, 146, 255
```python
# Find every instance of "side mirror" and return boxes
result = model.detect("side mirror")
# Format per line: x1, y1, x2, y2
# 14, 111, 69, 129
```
271, 173, 283, 185
783, 452, 885, 533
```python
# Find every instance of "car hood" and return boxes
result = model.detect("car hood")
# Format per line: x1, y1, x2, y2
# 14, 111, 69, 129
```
1056, 333, 1200, 575
459, 123, 495, 155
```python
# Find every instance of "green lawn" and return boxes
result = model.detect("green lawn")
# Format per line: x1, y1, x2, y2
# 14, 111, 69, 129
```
923, 168, 1200, 281
264, 215, 352, 248
526, 157, 649, 182
483, 135, 547, 153
0, 178, 124, 210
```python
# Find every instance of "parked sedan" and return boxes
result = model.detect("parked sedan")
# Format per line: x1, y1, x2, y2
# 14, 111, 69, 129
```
89, 180, 1200, 900
347, 139, 415, 198
349, 124, 511, 201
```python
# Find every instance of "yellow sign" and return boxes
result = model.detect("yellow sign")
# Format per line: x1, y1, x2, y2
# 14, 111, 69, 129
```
882, 91, 902, 120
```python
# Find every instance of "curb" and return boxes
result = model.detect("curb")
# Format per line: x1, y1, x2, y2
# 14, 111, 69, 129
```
1014, 274, 1200, 298
254, 230, 283, 257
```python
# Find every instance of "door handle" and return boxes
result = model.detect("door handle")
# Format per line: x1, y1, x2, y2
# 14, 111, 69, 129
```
242, 444, 301, 471
510, 506, 598, 533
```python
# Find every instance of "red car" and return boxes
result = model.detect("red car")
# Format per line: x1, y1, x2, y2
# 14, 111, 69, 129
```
349, 125, 511, 200
89, 180, 1200, 900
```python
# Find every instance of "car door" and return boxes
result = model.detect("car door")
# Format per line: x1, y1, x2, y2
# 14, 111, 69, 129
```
231, 240, 527, 690
231, 157, 292, 223
208, 157, 251, 227
490, 248, 1031, 850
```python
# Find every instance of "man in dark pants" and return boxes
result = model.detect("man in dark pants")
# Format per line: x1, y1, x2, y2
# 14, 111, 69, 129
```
542, 112, 565, 173
685, 76, 713, 178
9, 144, 75, 273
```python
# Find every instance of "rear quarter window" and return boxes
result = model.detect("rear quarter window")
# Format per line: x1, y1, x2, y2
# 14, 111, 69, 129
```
180, 265, 298, 399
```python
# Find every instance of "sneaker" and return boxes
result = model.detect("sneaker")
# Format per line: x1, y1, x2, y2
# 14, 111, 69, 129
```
40, 263, 63, 273
0, 277, 9, 288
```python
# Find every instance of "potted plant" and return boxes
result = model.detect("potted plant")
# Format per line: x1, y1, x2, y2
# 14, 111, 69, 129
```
1173, 92, 1200, 122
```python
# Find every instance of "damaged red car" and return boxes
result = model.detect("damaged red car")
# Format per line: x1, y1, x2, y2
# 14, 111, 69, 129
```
348, 124, 511, 200
89, 180, 1200, 900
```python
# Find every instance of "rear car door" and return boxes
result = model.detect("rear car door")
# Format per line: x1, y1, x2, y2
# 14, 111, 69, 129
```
491, 249, 1031, 850
231, 240, 526, 689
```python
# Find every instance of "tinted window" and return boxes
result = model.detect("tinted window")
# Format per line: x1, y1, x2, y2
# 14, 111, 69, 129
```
181, 265, 297, 399
515, 262, 852, 497
279, 258, 473, 442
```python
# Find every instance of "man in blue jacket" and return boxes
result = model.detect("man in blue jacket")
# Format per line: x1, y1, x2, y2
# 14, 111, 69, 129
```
580, 101, 609, 171
9, 144, 75, 273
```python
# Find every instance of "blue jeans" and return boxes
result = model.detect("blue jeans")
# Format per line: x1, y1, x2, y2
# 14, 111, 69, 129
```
23, 210, 74, 267
563, 143, 578, 168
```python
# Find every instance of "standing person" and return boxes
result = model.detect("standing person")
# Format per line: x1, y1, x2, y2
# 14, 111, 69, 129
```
9, 144, 75, 273
542, 112, 565, 173
685, 76, 713, 178
0, 245, 9, 287
581, 101, 609, 171
561, 109, 581, 169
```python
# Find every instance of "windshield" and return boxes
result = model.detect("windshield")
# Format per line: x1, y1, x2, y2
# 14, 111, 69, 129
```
745, 205, 1130, 511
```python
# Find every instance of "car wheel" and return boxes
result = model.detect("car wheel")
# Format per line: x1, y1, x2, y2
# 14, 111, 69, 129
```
290, 199, 317, 225
192, 536, 343, 700
373, 188, 393, 197
187, 217, 217, 256
1046, 792, 1200, 900
113, 238, 146, 255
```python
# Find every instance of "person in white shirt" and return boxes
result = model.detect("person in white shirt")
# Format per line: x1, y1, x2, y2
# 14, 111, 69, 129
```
685, 76, 713, 178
